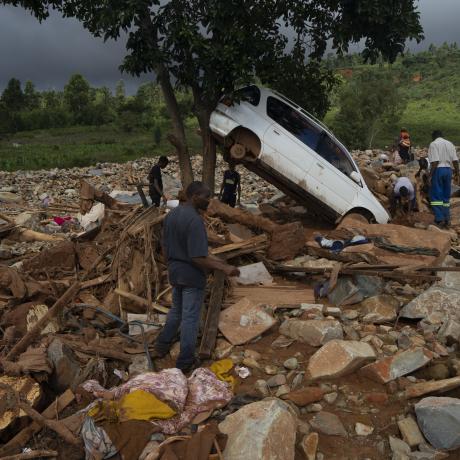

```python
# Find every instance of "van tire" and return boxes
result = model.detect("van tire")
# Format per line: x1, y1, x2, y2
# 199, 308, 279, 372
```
230, 143, 246, 160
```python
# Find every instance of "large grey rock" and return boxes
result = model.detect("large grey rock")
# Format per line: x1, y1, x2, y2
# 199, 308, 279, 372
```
219, 399, 297, 460
360, 347, 434, 384
0, 191, 21, 203
400, 287, 460, 325
415, 397, 460, 450
307, 340, 376, 380
279, 319, 343, 347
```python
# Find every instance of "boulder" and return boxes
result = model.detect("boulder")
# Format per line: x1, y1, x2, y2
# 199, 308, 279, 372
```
219, 399, 297, 460
361, 295, 399, 323
0, 191, 21, 203
300, 433, 318, 460
279, 319, 343, 347
400, 287, 460, 325
360, 347, 434, 384
307, 340, 376, 380
415, 397, 460, 450
282, 387, 325, 407
309, 411, 347, 437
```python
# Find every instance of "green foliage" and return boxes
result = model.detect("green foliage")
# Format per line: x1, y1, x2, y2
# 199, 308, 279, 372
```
332, 69, 406, 149
64, 74, 91, 123
1, 78, 25, 112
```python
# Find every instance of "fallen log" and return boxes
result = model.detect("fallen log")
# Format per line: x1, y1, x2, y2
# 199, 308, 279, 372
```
114, 288, 169, 314
0, 390, 75, 457
0, 450, 58, 459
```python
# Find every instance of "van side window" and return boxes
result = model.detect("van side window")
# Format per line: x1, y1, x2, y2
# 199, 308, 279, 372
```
267, 97, 321, 150
316, 133, 356, 176
233, 86, 261, 106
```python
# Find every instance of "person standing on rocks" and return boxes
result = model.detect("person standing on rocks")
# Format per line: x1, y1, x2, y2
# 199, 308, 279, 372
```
397, 128, 412, 164
218, 162, 241, 208
428, 130, 459, 228
154, 181, 240, 372
148, 156, 169, 207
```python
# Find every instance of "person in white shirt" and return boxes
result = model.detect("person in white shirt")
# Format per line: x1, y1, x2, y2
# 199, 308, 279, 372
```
391, 176, 416, 216
428, 131, 459, 227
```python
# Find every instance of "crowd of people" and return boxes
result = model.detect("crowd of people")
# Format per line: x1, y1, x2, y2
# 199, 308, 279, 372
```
390, 129, 459, 228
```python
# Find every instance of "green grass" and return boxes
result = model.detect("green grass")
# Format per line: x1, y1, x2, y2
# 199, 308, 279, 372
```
0, 119, 202, 171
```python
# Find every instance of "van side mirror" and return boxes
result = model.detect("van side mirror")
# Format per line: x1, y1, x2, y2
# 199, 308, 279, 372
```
350, 171, 362, 185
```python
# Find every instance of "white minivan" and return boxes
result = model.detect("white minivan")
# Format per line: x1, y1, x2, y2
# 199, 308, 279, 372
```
210, 85, 389, 224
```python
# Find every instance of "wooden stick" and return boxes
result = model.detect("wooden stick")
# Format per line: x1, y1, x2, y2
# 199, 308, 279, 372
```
211, 234, 267, 256
115, 288, 169, 313
16, 401, 80, 446
58, 339, 134, 362
6, 281, 81, 360
199, 271, 226, 359
0, 390, 74, 457
0, 449, 58, 459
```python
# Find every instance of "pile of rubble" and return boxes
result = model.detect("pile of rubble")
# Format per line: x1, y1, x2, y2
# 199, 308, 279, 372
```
1, 153, 460, 460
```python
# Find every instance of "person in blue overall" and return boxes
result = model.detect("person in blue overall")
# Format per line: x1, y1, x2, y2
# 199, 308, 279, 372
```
218, 162, 241, 208
428, 130, 459, 228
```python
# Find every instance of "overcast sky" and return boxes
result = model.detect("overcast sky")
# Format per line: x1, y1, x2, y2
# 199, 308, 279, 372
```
1, 0, 459, 94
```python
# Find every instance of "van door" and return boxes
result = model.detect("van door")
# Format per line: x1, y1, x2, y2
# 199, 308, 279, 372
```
262, 96, 319, 187
308, 133, 360, 214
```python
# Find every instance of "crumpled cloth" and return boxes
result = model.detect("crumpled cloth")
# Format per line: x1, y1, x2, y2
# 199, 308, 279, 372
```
88, 389, 176, 423
80, 367, 233, 459
315, 235, 369, 254
209, 359, 236, 390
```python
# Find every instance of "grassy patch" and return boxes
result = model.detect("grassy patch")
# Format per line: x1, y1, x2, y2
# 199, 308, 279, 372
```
0, 121, 202, 171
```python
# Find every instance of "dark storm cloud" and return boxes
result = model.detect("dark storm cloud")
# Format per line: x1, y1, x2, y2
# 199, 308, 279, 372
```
1, 0, 459, 93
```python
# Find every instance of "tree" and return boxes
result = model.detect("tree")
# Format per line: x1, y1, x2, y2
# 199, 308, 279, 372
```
115, 80, 126, 111
64, 74, 91, 123
1, 78, 25, 112
2, 0, 423, 188
332, 69, 407, 149
24, 80, 41, 109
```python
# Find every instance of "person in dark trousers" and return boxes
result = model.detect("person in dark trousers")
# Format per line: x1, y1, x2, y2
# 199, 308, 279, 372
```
148, 156, 169, 207
154, 181, 240, 373
219, 162, 241, 207
428, 130, 459, 228
397, 128, 412, 164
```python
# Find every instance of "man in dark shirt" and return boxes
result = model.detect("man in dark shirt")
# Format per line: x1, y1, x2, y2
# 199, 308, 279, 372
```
219, 162, 241, 207
148, 156, 169, 207
154, 181, 240, 372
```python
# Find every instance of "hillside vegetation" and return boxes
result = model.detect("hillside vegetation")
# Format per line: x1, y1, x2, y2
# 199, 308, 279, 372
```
0, 44, 459, 171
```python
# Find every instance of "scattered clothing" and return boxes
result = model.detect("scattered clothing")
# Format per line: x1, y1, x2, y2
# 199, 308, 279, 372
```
372, 237, 440, 256
81, 368, 233, 459
315, 235, 369, 254
148, 164, 163, 207
209, 359, 236, 390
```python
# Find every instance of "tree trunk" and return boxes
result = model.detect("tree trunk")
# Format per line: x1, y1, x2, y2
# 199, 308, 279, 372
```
156, 64, 194, 187
138, 10, 194, 187
196, 108, 217, 193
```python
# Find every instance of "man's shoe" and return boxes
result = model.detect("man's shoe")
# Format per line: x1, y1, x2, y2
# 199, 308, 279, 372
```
151, 348, 169, 359
177, 357, 201, 374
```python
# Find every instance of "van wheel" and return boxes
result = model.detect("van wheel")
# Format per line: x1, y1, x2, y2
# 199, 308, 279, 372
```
230, 142, 258, 163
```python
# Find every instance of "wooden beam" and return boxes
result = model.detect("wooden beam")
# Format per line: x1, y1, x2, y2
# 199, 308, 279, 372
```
0, 390, 74, 457
199, 270, 226, 359
114, 288, 169, 313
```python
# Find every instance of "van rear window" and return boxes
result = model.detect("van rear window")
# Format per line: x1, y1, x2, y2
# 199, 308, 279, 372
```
233, 86, 261, 106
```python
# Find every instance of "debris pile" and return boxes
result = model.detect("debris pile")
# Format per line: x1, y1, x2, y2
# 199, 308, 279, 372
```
1, 153, 460, 460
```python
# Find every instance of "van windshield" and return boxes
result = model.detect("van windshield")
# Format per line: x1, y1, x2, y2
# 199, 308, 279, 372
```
233, 85, 261, 106
267, 96, 321, 150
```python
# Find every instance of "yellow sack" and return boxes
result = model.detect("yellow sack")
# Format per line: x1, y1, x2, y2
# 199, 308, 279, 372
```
88, 389, 176, 423
209, 359, 236, 390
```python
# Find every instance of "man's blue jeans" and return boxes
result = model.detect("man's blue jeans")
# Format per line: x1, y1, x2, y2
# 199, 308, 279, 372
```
155, 286, 204, 370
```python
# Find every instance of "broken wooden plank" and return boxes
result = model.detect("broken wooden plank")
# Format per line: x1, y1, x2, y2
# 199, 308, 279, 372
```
0, 389, 74, 457
0, 449, 58, 459
199, 270, 226, 359
114, 288, 169, 314
230, 286, 315, 305
6, 281, 81, 361
211, 234, 268, 256
58, 338, 134, 362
